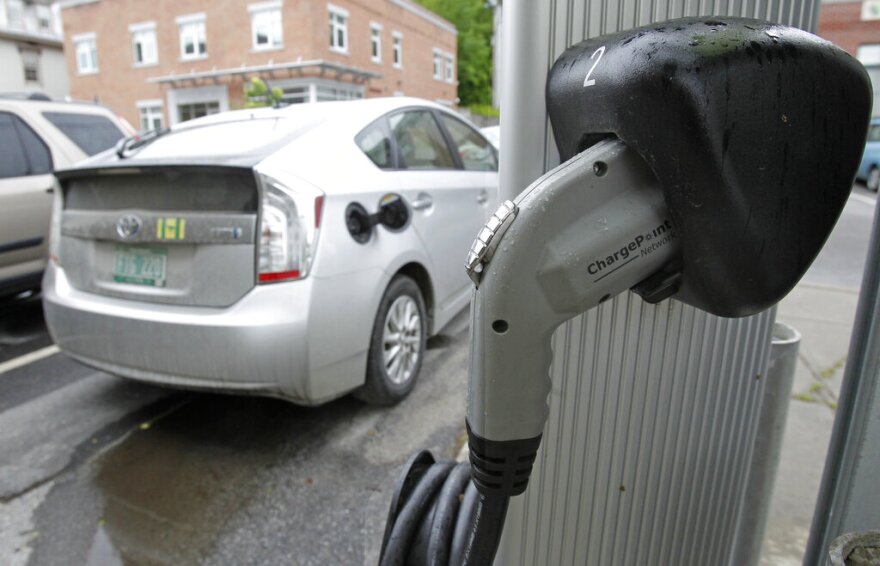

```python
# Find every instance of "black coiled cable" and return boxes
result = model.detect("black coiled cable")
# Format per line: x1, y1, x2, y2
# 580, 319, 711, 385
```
379, 451, 510, 566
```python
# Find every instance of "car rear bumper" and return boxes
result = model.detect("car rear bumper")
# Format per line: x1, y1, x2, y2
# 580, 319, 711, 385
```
42, 262, 368, 405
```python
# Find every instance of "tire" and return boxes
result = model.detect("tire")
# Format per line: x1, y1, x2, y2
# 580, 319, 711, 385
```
354, 275, 428, 405
868, 166, 880, 192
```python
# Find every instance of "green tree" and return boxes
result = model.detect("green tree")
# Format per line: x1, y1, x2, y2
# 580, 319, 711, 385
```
416, 0, 495, 108
244, 77, 283, 108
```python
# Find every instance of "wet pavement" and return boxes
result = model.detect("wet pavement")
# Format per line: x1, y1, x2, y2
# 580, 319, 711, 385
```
0, 302, 470, 566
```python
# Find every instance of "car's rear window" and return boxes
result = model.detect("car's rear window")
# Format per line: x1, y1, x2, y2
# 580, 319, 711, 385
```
41, 111, 125, 156
131, 117, 322, 162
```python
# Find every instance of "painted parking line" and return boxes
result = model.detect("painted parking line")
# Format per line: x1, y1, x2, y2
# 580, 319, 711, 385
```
0, 345, 60, 376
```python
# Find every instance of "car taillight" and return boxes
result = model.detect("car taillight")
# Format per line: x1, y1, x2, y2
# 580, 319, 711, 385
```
256, 173, 324, 284
48, 182, 62, 264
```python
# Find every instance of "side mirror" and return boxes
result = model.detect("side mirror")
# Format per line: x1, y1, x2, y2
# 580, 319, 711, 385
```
547, 17, 872, 316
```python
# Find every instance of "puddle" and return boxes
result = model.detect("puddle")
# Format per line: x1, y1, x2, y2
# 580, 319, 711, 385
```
90, 395, 315, 565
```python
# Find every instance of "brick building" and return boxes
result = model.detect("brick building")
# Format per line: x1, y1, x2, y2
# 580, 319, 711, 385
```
58, 0, 457, 131
819, 0, 880, 114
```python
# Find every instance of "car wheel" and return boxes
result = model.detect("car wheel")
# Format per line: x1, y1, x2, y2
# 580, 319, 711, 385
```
869, 167, 880, 192
355, 275, 427, 405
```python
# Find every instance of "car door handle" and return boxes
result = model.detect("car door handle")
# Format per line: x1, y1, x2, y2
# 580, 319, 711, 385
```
476, 190, 489, 204
411, 195, 433, 210
46, 187, 55, 194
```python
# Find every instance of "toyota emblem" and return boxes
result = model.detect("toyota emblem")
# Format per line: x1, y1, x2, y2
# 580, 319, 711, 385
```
116, 214, 143, 239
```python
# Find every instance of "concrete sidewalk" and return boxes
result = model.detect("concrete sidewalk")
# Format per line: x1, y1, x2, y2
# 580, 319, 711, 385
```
760, 283, 863, 565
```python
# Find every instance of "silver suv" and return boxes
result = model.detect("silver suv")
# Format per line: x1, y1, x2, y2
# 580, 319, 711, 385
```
43, 98, 498, 405
0, 94, 131, 297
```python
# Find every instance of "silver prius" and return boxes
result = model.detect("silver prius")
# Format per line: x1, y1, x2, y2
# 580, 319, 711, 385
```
43, 98, 498, 405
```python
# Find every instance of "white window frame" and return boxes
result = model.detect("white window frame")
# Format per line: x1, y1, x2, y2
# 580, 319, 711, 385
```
444, 52, 454, 83
862, 0, 880, 21
6, 0, 24, 28
270, 77, 364, 104
73, 32, 98, 74
370, 22, 382, 63
35, 4, 52, 32
392, 31, 403, 69
328, 3, 348, 54
166, 85, 228, 126
129, 22, 158, 67
20, 48, 40, 83
857, 44, 880, 67
249, 1, 283, 51
136, 99, 164, 131
177, 13, 207, 61
432, 48, 442, 80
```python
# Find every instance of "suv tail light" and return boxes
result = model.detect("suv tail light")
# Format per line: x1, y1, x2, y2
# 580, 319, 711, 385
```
256, 173, 324, 284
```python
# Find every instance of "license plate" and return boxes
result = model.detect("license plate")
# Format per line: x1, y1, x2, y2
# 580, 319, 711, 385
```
113, 245, 167, 287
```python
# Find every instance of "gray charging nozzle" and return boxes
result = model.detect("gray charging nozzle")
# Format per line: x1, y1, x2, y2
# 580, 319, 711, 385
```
465, 139, 678, 496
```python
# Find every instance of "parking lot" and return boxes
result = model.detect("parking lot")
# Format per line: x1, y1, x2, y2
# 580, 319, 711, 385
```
1, 291, 471, 565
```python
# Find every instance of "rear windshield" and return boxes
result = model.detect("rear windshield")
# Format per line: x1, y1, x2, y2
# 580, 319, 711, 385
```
42, 111, 125, 156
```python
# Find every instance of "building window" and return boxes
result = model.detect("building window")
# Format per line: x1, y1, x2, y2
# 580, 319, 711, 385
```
858, 44, 880, 67
279, 86, 309, 104
444, 53, 454, 82
862, 0, 880, 21
20, 48, 39, 82
130, 22, 158, 66
250, 2, 282, 50
433, 49, 442, 80
36, 4, 52, 32
392, 32, 403, 68
316, 84, 363, 101
6, 0, 24, 28
370, 23, 381, 63
177, 14, 207, 60
73, 33, 98, 74
273, 79, 363, 104
137, 102, 164, 131
177, 101, 220, 123
328, 4, 348, 53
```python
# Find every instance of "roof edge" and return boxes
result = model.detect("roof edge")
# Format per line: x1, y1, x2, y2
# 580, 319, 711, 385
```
388, 0, 458, 36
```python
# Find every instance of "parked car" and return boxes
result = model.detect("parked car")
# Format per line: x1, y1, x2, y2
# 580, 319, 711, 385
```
43, 98, 499, 405
856, 118, 880, 191
0, 93, 133, 298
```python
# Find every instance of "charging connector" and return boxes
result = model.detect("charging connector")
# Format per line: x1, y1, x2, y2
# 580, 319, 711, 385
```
466, 139, 678, 493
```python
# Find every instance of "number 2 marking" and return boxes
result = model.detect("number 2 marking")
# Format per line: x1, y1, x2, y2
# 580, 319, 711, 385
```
583, 46, 606, 87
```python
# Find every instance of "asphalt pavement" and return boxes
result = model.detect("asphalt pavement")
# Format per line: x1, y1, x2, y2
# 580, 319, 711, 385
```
0, 295, 471, 565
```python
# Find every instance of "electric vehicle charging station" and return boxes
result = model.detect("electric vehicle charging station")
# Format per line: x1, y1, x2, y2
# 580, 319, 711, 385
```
378, 2, 876, 565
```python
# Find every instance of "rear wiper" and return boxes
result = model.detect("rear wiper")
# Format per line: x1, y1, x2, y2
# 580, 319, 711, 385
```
115, 127, 170, 159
